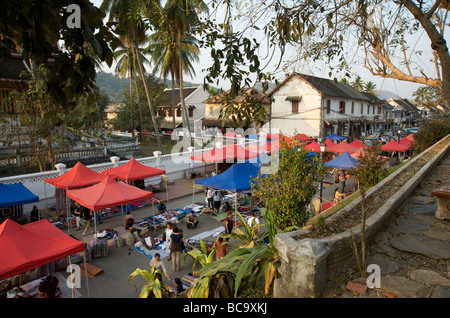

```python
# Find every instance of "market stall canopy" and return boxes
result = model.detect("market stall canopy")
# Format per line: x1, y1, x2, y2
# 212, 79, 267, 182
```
66, 176, 153, 211
304, 140, 322, 153
349, 139, 366, 149
266, 133, 281, 141
324, 133, 346, 141
399, 137, 413, 149
44, 162, 107, 190
326, 140, 359, 154
0, 183, 39, 208
246, 152, 270, 168
190, 144, 260, 163
325, 138, 336, 148
194, 162, 261, 193
0, 219, 84, 281
245, 141, 277, 155
324, 151, 358, 169
294, 133, 314, 142
101, 157, 166, 181
381, 139, 409, 152
406, 134, 415, 141
223, 131, 237, 138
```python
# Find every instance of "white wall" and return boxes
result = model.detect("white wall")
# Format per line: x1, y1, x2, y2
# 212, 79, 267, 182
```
270, 76, 322, 137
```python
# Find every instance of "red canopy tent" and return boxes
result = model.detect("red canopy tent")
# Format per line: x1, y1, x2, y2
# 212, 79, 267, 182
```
245, 141, 277, 155
0, 218, 85, 281
399, 137, 413, 149
349, 139, 366, 149
223, 131, 237, 138
44, 162, 107, 190
294, 133, 314, 142
190, 144, 260, 163
101, 157, 166, 181
381, 139, 409, 152
304, 140, 322, 153
325, 138, 336, 148
44, 162, 108, 233
266, 133, 281, 141
66, 176, 153, 212
326, 140, 359, 154
406, 133, 415, 141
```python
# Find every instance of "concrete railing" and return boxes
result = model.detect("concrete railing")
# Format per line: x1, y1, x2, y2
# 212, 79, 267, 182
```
273, 134, 450, 298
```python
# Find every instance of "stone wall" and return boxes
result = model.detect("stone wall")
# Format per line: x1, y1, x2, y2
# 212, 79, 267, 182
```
273, 134, 450, 298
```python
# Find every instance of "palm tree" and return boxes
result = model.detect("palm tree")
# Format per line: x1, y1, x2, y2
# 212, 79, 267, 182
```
163, 0, 208, 146
147, 28, 200, 131
101, 0, 163, 148
351, 76, 365, 91
413, 86, 433, 109
364, 81, 377, 95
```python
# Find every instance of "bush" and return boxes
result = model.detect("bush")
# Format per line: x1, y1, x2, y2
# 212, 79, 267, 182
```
413, 119, 450, 153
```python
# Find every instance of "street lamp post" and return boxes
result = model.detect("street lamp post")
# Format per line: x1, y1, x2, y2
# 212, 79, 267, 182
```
319, 140, 327, 211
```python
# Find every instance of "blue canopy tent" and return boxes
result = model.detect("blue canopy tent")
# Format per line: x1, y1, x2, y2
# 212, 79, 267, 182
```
246, 152, 270, 168
0, 183, 39, 221
195, 162, 262, 226
324, 151, 357, 193
324, 151, 358, 169
248, 134, 259, 140
324, 133, 346, 141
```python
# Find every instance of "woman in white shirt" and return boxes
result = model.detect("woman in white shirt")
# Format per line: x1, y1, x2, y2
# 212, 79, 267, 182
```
247, 211, 260, 233
149, 253, 169, 281
165, 222, 173, 261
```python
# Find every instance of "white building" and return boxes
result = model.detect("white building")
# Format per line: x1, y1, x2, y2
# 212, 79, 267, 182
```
156, 85, 210, 132
267, 73, 384, 138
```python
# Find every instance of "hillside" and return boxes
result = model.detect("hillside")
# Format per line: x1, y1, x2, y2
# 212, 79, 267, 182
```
94, 71, 201, 102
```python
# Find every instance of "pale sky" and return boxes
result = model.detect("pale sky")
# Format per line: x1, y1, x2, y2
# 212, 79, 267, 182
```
93, 0, 443, 100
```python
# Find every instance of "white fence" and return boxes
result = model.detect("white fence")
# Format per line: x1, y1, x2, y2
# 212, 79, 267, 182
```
0, 136, 261, 214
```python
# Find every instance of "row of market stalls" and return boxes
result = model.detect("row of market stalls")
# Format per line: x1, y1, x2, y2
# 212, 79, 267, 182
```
0, 158, 168, 296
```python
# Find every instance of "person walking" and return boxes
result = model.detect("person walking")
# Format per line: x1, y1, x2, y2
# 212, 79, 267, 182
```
73, 202, 83, 230
212, 237, 228, 260
213, 190, 222, 213
81, 207, 93, 237
206, 188, 214, 209
224, 211, 233, 236
168, 226, 186, 272
164, 222, 173, 261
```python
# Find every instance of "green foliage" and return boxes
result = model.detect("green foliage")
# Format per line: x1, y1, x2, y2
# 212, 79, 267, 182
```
128, 264, 166, 298
220, 211, 267, 248
189, 208, 298, 298
413, 119, 450, 153
0, 0, 119, 108
251, 139, 325, 230
348, 145, 388, 190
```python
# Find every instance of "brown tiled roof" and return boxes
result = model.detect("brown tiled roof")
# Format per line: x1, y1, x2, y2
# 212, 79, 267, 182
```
157, 87, 198, 107
204, 87, 270, 104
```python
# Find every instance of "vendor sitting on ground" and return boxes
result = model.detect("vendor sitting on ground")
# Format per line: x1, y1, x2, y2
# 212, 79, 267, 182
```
36, 275, 62, 298
219, 201, 232, 214
157, 202, 167, 214
186, 211, 199, 229
124, 211, 134, 230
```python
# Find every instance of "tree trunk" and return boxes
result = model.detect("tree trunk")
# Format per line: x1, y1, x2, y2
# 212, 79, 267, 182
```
132, 34, 162, 149
171, 69, 176, 131
402, 0, 450, 107
178, 30, 191, 147
360, 188, 367, 277
131, 49, 144, 142
129, 72, 135, 136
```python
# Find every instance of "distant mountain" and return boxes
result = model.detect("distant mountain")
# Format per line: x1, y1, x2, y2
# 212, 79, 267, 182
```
94, 71, 202, 102
95, 72, 128, 102
378, 90, 399, 101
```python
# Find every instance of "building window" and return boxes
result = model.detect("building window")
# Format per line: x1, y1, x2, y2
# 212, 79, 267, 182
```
339, 101, 345, 114
326, 100, 331, 114
209, 106, 213, 116
0, 89, 16, 113
373, 105, 375, 114
188, 107, 194, 118
360, 103, 364, 114
367, 105, 370, 114
351, 102, 354, 114
378, 106, 381, 114
291, 101, 299, 114
176, 108, 182, 117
